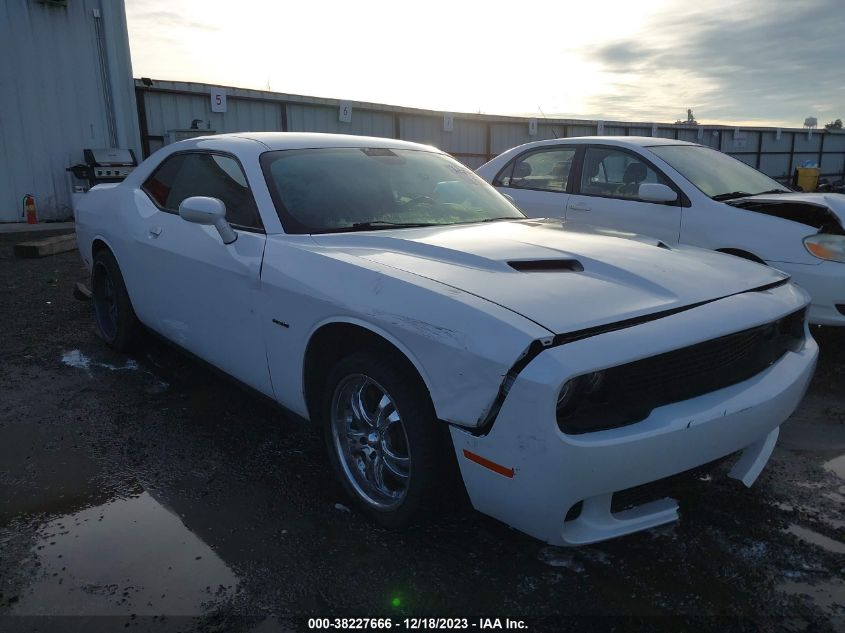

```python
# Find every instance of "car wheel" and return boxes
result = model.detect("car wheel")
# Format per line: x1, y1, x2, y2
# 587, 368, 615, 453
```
322, 352, 448, 528
91, 249, 140, 352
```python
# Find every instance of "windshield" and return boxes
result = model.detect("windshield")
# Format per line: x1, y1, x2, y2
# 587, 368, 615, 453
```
649, 145, 790, 200
260, 148, 524, 233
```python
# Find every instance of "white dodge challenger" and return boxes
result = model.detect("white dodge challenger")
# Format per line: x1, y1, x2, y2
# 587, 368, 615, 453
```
75, 133, 818, 545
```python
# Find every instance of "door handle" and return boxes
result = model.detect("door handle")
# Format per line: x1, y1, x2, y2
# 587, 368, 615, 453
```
568, 203, 591, 212
148, 226, 162, 238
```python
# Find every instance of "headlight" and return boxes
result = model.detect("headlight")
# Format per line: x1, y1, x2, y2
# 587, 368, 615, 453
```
556, 371, 604, 420
804, 234, 845, 263
556, 379, 577, 416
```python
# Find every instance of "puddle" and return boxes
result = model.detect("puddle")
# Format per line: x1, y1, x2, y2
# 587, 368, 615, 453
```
61, 349, 167, 392
824, 454, 845, 479
785, 524, 845, 555
538, 547, 584, 572
823, 491, 845, 504
771, 501, 795, 513
61, 349, 91, 370
62, 349, 140, 372
12, 492, 238, 616
101, 359, 139, 371
777, 578, 845, 615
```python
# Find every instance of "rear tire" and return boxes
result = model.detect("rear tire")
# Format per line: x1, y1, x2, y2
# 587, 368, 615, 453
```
91, 249, 140, 352
322, 352, 450, 529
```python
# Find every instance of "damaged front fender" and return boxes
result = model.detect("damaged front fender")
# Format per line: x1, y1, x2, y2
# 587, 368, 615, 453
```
258, 234, 552, 427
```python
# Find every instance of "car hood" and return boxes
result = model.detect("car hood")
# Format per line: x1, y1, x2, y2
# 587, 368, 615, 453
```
311, 219, 788, 334
728, 192, 845, 232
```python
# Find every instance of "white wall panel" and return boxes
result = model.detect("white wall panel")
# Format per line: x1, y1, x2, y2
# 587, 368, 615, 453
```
0, 0, 138, 221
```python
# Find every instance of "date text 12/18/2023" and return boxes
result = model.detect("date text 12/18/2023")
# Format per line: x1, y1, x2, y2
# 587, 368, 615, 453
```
307, 618, 528, 630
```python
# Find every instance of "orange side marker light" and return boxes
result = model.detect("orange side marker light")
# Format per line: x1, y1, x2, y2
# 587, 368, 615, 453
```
463, 449, 515, 478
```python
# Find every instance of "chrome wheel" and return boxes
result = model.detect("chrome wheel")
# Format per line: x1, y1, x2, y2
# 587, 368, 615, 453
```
331, 374, 411, 509
92, 261, 118, 341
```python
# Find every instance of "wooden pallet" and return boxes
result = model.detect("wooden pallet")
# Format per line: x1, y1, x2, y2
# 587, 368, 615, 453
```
14, 233, 77, 258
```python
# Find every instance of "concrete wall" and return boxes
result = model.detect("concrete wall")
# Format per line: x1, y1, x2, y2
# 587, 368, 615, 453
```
0, 0, 139, 222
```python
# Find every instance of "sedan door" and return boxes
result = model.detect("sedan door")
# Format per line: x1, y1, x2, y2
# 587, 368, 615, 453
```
566, 145, 683, 243
134, 151, 273, 396
492, 146, 576, 219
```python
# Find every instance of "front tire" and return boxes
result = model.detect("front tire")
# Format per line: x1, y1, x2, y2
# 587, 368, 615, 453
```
322, 352, 449, 528
91, 249, 140, 352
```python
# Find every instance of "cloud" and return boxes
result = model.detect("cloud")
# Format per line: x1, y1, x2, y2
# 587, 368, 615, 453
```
125, 4, 220, 33
584, 0, 845, 125
123, 0, 844, 126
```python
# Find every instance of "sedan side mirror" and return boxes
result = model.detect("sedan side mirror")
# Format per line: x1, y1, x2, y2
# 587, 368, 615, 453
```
638, 183, 678, 203
178, 196, 238, 244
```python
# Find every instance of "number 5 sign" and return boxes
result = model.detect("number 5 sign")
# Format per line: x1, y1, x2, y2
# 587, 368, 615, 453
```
211, 89, 227, 113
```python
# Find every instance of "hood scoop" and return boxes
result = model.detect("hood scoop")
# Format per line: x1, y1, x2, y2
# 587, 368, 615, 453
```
508, 259, 584, 273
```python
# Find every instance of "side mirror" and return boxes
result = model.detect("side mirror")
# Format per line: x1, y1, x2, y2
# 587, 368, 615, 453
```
178, 196, 237, 244
638, 183, 678, 203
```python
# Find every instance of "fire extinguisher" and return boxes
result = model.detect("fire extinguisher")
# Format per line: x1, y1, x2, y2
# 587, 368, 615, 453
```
23, 194, 37, 224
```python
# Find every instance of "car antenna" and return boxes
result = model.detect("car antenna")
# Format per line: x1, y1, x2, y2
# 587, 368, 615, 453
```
538, 105, 558, 139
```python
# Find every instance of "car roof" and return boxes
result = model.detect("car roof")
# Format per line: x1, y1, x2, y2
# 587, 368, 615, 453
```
181, 132, 442, 153
504, 136, 702, 150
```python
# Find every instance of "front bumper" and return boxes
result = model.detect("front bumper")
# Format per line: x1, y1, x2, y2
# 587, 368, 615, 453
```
450, 282, 818, 545
770, 259, 845, 326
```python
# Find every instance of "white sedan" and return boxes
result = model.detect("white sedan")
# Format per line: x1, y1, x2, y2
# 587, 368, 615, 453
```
477, 137, 845, 326
75, 133, 817, 545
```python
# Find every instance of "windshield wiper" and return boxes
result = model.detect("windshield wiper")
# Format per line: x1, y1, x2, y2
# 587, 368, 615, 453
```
313, 221, 440, 234
350, 220, 438, 229
712, 191, 753, 201
753, 188, 791, 195
478, 216, 522, 223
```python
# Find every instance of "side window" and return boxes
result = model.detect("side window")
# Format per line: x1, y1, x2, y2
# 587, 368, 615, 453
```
500, 148, 575, 192
143, 154, 184, 208
580, 147, 670, 201
143, 153, 263, 230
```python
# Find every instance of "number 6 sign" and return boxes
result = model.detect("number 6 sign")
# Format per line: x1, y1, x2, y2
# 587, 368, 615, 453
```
339, 101, 352, 123
211, 89, 227, 113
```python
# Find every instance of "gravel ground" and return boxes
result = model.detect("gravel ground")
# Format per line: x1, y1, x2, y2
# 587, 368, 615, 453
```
0, 234, 843, 632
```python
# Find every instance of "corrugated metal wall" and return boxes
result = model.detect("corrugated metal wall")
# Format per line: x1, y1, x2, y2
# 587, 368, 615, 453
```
0, 0, 139, 222
136, 79, 845, 187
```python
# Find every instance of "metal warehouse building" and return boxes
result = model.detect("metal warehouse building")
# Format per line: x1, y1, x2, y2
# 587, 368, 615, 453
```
134, 79, 845, 187
2, 0, 844, 225
0, 0, 140, 223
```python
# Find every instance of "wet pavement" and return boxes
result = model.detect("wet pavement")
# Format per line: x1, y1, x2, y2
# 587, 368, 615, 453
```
0, 237, 843, 632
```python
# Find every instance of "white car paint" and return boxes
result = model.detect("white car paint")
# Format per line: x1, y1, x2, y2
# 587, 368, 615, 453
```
477, 137, 845, 326
75, 133, 817, 545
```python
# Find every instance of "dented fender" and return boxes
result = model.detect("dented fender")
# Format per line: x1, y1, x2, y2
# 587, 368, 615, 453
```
258, 234, 551, 426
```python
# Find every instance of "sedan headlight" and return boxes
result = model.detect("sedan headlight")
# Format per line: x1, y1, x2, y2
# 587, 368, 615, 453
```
804, 234, 845, 263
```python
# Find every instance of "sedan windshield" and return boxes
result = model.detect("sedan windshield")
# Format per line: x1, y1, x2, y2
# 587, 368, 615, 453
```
261, 148, 524, 233
649, 145, 790, 200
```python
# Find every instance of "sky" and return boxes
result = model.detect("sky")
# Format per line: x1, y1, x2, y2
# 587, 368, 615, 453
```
125, 0, 844, 127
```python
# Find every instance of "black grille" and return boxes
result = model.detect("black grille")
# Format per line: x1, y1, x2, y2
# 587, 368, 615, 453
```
610, 454, 736, 513
558, 309, 806, 434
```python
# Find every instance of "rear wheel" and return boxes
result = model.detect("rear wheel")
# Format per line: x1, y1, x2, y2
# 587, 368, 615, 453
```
322, 352, 449, 528
91, 249, 140, 352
